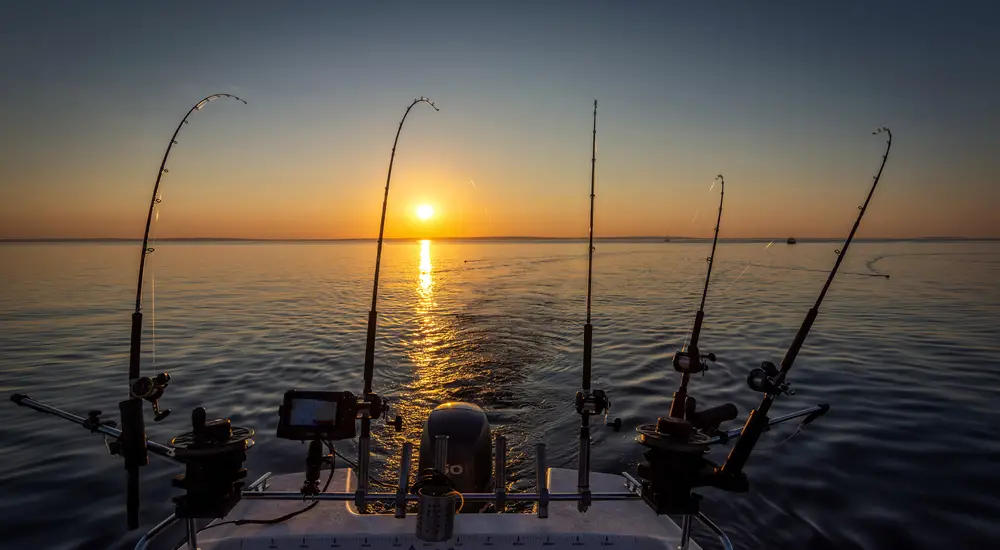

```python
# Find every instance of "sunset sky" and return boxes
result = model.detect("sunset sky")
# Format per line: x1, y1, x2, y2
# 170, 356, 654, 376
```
1, 2, 997, 240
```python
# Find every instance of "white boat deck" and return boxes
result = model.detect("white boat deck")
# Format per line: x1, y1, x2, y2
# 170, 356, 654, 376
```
147, 468, 699, 550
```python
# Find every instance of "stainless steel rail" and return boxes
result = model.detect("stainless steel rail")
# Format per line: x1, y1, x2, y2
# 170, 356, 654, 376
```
241, 491, 640, 502
710, 404, 827, 444
12, 394, 179, 463
696, 512, 734, 550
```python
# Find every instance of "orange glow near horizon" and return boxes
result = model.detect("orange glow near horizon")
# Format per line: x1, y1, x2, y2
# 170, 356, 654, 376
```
2, 107, 998, 241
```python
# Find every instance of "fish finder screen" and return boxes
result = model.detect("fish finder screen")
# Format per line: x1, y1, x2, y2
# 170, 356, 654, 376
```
289, 398, 338, 427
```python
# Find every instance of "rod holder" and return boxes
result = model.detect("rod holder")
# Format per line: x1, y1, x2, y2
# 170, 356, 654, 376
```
577, 423, 591, 512
678, 515, 692, 550
434, 435, 449, 472
356, 420, 371, 512
396, 442, 412, 518
186, 518, 199, 550
494, 434, 507, 511
536, 443, 549, 518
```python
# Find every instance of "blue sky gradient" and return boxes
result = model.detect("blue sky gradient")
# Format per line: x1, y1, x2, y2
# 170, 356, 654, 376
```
1, 1, 997, 238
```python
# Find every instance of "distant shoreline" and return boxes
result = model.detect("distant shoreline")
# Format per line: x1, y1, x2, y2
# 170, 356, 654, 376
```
1, 236, 996, 244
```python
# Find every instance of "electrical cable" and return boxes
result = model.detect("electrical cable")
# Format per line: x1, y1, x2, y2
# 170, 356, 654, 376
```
199, 446, 336, 533
324, 442, 395, 489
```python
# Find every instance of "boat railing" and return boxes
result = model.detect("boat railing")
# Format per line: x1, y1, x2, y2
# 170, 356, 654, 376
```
133, 437, 731, 550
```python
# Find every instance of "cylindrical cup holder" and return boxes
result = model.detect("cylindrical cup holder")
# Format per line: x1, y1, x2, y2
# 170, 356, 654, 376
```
416, 487, 457, 542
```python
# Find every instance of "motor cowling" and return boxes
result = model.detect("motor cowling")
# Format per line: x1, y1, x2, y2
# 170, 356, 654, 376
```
418, 402, 492, 495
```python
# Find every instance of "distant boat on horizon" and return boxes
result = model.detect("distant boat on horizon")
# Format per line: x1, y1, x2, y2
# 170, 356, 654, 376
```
787, 237, 797, 244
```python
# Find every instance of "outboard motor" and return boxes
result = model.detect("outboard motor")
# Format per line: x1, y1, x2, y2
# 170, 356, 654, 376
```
418, 403, 492, 497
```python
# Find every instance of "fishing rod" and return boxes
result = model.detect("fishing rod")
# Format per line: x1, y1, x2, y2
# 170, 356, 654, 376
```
574, 99, 619, 513
119, 93, 246, 530
632, 128, 889, 523
720, 127, 893, 476
129, 93, 247, 397
584, 99, 598, 396
358, 96, 438, 502
668, 175, 724, 419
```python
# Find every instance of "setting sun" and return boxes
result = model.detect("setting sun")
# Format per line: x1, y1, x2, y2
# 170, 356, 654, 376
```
416, 204, 434, 221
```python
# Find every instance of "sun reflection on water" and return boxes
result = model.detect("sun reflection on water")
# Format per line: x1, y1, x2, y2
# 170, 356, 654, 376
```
373, 239, 450, 488
418, 239, 433, 300
358, 240, 538, 500
410, 239, 446, 398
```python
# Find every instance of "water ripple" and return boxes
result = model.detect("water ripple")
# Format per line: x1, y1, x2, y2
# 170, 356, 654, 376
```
1, 241, 998, 549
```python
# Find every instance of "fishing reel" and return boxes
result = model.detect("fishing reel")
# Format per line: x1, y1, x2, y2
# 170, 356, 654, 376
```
130, 371, 171, 421
747, 361, 793, 396
170, 406, 254, 519
575, 389, 622, 431
672, 347, 716, 375
361, 391, 404, 432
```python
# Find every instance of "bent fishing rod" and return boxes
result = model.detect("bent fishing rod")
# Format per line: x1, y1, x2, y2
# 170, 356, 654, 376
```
574, 99, 619, 513
129, 93, 247, 393
668, 175, 724, 419
121, 93, 247, 529
720, 127, 892, 476
359, 96, 438, 501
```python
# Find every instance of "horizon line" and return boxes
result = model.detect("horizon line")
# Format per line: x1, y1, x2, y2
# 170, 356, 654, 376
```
1, 235, 995, 244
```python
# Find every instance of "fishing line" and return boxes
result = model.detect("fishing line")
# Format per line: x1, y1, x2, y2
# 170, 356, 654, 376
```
680, 177, 724, 351
715, 241, 773, 297
719, 264, 752, 295
755, 419, 808, 451
668, 175, 725, 418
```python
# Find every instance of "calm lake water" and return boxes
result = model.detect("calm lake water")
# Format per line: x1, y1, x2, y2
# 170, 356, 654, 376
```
1, 241, 998, 549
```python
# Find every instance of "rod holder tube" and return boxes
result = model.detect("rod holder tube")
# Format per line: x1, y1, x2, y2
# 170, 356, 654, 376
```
668, 380, 689, 419
118, 397, 147, 530
721, 409, 768, 475
577, 423, 591, 512
356, 419, 371, 512
494, 434, 507, 511
434, 435, 449, 472
536, 443, 549, 518
396, 442, 412, 518
678, 515, 692, 550
186, 518, 199, 550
